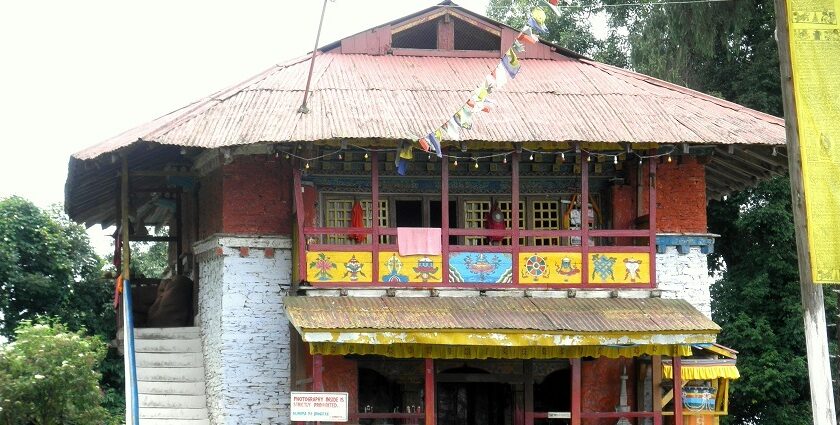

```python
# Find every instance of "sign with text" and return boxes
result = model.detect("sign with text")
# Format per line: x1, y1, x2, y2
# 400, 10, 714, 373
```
290, 391, 349, 422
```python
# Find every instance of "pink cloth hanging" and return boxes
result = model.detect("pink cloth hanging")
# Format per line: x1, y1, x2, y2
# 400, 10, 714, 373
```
397, 227, 442, 256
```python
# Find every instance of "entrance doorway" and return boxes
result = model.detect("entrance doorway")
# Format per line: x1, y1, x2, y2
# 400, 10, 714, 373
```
436, 366, 513, 425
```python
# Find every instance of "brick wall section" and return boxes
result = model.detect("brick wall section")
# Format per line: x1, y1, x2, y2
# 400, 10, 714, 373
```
222, 155, 293, 235
631, 157, 708, 233
198, 168, 223, 240
654, 157, 707, 232
581, 357, 637, 425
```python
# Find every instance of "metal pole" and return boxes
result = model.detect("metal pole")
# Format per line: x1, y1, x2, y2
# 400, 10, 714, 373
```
298, 0, 329, 114
773, 0, 837, 422
121, 157, 140, 425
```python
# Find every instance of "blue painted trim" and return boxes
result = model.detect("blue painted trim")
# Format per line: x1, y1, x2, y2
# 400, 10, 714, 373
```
123, 280, 140, 425
656, 235, 715, 255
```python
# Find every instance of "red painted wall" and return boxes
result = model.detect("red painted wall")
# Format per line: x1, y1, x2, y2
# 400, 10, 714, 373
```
581, 358, 637, 425
197, 168, 223, 240
322, 356, 359, 416
221, 155, 293, 235
631, 157, 708, 233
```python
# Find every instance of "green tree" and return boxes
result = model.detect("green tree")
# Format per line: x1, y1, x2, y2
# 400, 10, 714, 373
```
708, 177, 826, 424
0, 320, 113, 425
486, 0, 613, 60
0, 196, 123, 419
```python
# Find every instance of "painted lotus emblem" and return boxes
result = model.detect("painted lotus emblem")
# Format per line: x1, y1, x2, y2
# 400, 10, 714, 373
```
308, 253, 336, 281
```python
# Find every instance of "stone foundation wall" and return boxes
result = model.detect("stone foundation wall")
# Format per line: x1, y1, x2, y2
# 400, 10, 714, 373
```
655, 235, 716, 318
196, 235, 293, 425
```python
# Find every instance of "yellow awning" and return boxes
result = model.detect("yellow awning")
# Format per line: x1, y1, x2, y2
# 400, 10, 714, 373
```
284, 296, 719, 360
663, 361, 740, 380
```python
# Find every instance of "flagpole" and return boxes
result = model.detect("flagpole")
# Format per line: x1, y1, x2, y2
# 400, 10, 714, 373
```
773, 0, 837, 423
298, 0, 329, 114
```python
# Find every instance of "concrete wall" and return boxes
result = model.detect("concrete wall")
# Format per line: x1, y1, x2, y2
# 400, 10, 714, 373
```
656, 245, 713, 318
195, 235, 293, 425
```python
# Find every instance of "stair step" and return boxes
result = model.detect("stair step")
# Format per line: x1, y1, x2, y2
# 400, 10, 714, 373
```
135, 339, 201, 353
139, 408, 209, 420
139, 394, 206, 409
137, 352, 203, 368
138, 381, 205, 396
134, 327, 200, 340
137, 367, 204, 382
137, 420, 209, 425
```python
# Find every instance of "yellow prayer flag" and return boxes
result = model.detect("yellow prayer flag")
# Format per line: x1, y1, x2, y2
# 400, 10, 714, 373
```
787, 0, 840, 283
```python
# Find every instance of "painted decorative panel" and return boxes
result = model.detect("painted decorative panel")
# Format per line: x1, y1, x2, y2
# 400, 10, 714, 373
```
448, 252, 513, 284
306, 251, 373, 283
518, 253, 583, 285
587, 253, 651, 285
378, 252, 443, 284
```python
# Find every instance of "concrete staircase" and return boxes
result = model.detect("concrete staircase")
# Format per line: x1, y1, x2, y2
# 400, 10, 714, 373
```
132, 327, 209, 425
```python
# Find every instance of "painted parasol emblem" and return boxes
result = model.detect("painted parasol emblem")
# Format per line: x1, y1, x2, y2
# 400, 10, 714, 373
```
413, 256, 439, 282
343, 255, 366, 282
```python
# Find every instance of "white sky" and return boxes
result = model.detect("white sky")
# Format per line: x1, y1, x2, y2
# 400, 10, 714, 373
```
0, 0, 606, 253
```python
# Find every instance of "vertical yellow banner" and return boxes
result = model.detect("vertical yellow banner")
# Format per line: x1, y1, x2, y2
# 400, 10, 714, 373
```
787, 0, 840, 283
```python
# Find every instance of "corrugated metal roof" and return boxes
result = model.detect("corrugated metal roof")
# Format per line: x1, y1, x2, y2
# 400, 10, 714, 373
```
283, 296, 720, 334
72, 51, 784, 161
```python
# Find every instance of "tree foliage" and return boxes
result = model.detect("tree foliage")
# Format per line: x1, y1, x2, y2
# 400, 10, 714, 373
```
0, 320, 114, 425
708, 178, 828, 424
0, 196, 123, 419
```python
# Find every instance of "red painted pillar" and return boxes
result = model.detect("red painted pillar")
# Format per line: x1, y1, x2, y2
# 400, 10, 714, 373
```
425, 358, 436, 425
571, 358, 581, 425
441, 153, 450, 285
371, 151, 380, 283
313, 354, 324, 392
673, 355, 683, 425
511, 152, 520, 285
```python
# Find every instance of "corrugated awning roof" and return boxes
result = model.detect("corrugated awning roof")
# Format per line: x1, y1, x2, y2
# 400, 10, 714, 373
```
284, 296, 719, 359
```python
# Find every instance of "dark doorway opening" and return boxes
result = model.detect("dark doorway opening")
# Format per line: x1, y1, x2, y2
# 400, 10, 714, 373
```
534, 368, 572, 425
430, 200, 458, 244
395, 200, 423, 228
437, 366, 513, 425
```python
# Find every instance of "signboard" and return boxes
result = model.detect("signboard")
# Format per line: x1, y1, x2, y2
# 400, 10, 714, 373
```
787, 0, 840, 283
547, 412, 571, 419
290, 391, 349, 422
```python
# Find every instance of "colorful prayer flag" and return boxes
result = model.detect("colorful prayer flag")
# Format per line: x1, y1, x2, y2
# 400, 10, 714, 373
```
397, 158, 408, 175
418, 136, 431, 152
542, 0, 562, 16
428, 131, 444, 156
518, 26, 540, 44
492, 62, 509, 89
444, 118, 462, 141
502, 48, 521, 78
512, 40, 526, 53
455, 105, 474, 129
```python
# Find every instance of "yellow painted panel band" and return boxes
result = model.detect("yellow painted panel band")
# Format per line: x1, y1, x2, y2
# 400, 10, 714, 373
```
588, 253, 651, 285
309, 342, 693, 359
518, 253, 583, 284
378, 252, 443, 284
306, 251, 373, 283
663, 365, 740, 380
301, 330, 717, 347
786, 0, 840, 283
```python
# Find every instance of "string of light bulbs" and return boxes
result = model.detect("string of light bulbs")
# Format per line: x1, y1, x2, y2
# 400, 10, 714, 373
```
275, 142, 679, 169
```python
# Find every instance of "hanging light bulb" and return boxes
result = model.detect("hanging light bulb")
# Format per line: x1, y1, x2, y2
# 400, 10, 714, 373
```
275, 152, 279, 159
474, 160, 479, 169
338, 152, 343, 160
613, 155, 618, 165
503, 155, 508, 164
667, 155, 672, 163
586, 154, 591, 162
561, 152, 565, 161
428, 154, 432, 160
285, 153, 290, 159
529, 153, 534, 161
305, 162, 310, 169
364, 152, 369, 159
453, 159, 458, 167
639, 158, 643, 165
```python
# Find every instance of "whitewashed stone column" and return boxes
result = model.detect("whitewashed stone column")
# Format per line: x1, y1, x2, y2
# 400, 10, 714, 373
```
655, 233, 716, 318
195, 235, 293, 425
